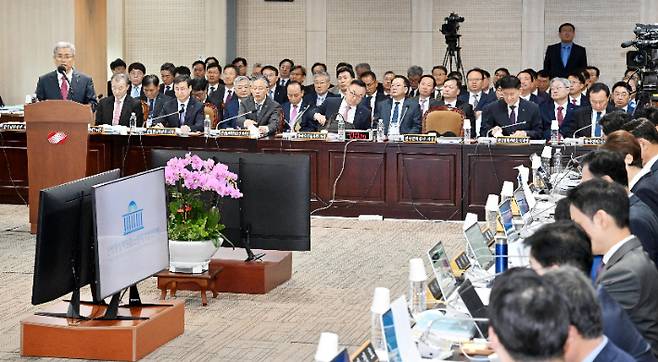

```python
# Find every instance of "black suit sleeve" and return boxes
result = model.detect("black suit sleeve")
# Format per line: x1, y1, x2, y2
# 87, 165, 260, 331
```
188, 104, 205, 131
543, 45, 553, 75
131, 99, 145, 127
83, 77, 98, 111
524, 106, 543, 139
95, 98, 106, 125
35, 76, 46, 102
480, 103, 495, 137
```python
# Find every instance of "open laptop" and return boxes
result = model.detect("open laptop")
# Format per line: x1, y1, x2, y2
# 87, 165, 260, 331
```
513, 186, 533, 225
463, 222, 494, 271
498, 198, 519, 242
426, 241, 461, 302
457, 279, 489, 339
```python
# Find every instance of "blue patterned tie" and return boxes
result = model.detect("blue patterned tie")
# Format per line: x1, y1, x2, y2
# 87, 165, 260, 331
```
149, 99, 155, 118
594, 112, 602, 137
391, 101, 400, 125
179, 104, 185, 126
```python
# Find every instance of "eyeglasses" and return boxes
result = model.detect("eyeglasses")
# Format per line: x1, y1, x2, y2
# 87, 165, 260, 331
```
55, 54, 73, 60
349, 90, 365, 98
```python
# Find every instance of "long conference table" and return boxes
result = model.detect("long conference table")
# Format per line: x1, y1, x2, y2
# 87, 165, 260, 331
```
0, 127, 589, 220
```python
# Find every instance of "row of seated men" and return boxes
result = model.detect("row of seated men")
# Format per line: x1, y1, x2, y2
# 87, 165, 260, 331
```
95, 57, 638, 140
486, 114, 658, 361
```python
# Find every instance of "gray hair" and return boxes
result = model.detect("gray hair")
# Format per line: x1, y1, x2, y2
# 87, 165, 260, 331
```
234, 75, 250, 85
543, 265, 603, 339
407, 65, 423, 77
53, 41, 75, 56
355, 63, 371, 71
110, 73, 130, 86
550, 77, 571, 89
313, 71, 331, 82
250, 75, 269, 87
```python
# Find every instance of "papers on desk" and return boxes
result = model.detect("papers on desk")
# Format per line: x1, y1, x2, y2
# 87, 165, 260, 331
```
0, 104, 24, 116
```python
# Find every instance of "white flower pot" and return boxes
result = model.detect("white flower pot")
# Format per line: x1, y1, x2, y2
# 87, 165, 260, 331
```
169, 239, 219, 274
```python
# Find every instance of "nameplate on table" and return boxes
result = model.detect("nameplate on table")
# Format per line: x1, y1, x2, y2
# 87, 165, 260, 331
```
1, 122, 26, 131
144, 127, 177, 136
402, 134, 437, 144
296, 131, 327, 141
88, 126, 104, 134
345, 129, 373, 141
583, 137, 604, 146
350, 341, 379, 362
218, 129, 251, 138
495, 136, 530, 145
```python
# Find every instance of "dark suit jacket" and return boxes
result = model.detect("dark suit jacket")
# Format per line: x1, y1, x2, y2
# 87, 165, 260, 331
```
145, 93, 169, 120
480, 99, 543, 139
567, 105, 616, 138
539, 101, 578, 140
374, 98, 422, 135
526, 92, 550, 106
161, 97, 204, 131
303, 92, 339, 108
221, 96, 240, 129
35, 70, 97, 110
432, 99, 477, 134
596, 236, 658, 355
632, 162, 658, 219
598, 286, 655, 362
629, 194, 658, 269
543, 42, 588, 78
95, 95, 144, 127
361, 90, 388, 117
159, 83, 175, 98
458, 90, 496, 112
269, 85, 288, 105
303, 97, 371, 132
592, 339, 637, 362
237, 96, 282, 136
281, 101, 310, 131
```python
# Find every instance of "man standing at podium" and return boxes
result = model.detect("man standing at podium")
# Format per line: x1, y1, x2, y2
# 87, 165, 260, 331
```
35, 41, 97, 110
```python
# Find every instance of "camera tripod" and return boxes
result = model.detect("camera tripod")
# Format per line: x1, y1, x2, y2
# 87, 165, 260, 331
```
443, 37, 465, 80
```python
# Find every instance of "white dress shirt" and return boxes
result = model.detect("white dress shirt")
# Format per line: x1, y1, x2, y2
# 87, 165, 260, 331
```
590, 109, 606, 137
629, 154, 658, 190
603, 234, 635, 264
57, 69, 73, 87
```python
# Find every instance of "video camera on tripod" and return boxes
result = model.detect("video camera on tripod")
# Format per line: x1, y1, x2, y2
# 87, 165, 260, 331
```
622, 23, 658, 108
440, 12, 466, 78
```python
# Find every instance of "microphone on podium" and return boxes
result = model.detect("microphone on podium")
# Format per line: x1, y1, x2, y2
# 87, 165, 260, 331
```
571, 123, 593, 138
215, 109, 257, 130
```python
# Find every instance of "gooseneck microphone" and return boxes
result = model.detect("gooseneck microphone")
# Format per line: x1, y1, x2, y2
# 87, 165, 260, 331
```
485, 121, 527, 137
215, 109, 257, 130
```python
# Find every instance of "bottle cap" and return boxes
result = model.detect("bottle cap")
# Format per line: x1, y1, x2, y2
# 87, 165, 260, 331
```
314, 332, 339, 362
501, 181, 514, 198
551, 119, 559, 130
463, 120, 471, 129
532, 154, 542, 169
485, 194, 499, 211
515, 165, 530, 184
409, 258, 427, 282
370, 287, 391, 314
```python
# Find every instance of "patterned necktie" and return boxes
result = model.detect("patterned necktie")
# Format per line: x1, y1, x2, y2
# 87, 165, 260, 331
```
557, 106, 564, 125
149, 99, 155, 118
165, 85, 171, 93
112, 100, 122, 125
290, 104, 298, 125
594, 112, 602, 137
509, 105, 517, 124
392, 102, 400, 124
226, 90, 233, 103
132, 86, 139, 98
268, 89, 274, 100
473, 94, 479, 109
209, 86, 216, 95
571, 98, 577, 106
179, 104, 186, 126
60, 77, 69, 100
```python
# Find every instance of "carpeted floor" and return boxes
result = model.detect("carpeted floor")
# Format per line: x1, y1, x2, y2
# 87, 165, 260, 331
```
0, 205, 466, 361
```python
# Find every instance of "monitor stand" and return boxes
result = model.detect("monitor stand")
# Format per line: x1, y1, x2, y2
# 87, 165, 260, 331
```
120, 284, 172, 308
35, 287, 89, 320
94, 289, 150, 321
242, 225, 265, 262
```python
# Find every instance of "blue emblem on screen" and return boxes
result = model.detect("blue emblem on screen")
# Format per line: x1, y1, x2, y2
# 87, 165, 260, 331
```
122, 201, 144, 235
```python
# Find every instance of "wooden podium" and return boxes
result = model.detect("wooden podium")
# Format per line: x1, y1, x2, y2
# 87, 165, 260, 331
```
24, 100, 91, 233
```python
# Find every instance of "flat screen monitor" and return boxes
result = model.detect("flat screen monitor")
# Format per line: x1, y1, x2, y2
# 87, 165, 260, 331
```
513, 187, 530, 216
426, 241, 459, 301
239, 153, 311, 251
463, 222, 494, 270
32, 169, 121, 305
92, 167, 169, 300
498, 199, 518, 242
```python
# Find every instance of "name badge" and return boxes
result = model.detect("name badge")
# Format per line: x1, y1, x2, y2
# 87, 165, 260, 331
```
218, 129, 251, 138
1, 122, 26, 131
144, 127, 177, 136
496, 136, 530, 145
583, 137, 604, 146
402, 134, 437, 144
296, 131, 328, 141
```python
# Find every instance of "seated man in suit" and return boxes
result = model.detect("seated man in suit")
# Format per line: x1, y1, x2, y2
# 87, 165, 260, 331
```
374, 76, 421, 138
232, 57, 248, 76
127, 62, 146, 100
568, 71, 589, 108
95, 73, 143, 126
624, 120, 658, 216
35, 41, 97, 110
581, 149, 658, 269
431, 65, 448, 98
278, 58, 294, 87
517, 69, 549, 105
568, 179, 658, 355
544, 22, 588, 79
303, 79, 370, 132
290, 65, 306, 86
480, 75, 543, 139
360, 71, 387, 119
406, 65, 423, 98
612, 81, 635, 114
220, 75, 249, 129
281, 81, 308, 131
567, 83, 614, 138
525, 221, 655, 361
458, 68, 496, 114
159, 63, 176, 97
330, 66, 355, 97
189, 78, 220, 127
142, 74, 168, 123
415, 74, 440, 117
236, 76, 282, 137
261, 65, 288, 105
191, 60, 205, 79
488, 269, 570, 362
303, 71, 338, 108
160, 75, 204, 131
540, 77, 578, 139
432, 77, 477, 136
205, 63, 223, 108
106, 58, 126, 98
544, 267, 636, 362
382, 71, 395, 97
536, 69, 551, 95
